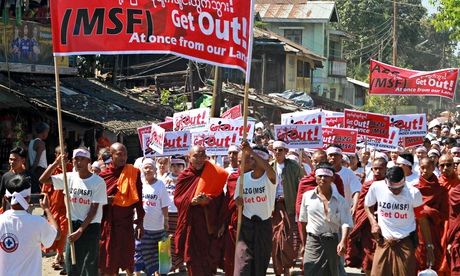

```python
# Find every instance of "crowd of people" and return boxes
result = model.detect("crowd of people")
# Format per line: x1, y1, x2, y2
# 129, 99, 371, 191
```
0, 119, 460, 276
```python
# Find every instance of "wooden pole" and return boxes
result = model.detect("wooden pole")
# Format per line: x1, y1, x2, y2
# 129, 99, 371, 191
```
53, 56, 77, 265
392, 0, 397, 65
211, 66, 222, 117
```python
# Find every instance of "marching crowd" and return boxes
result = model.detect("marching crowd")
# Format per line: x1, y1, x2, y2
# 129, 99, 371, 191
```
1, 120, 460, 276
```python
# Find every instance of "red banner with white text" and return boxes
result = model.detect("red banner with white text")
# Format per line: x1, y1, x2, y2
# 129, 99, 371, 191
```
344, 109, 390, 139
50, 0, 254, 72
369, 60, 459, 99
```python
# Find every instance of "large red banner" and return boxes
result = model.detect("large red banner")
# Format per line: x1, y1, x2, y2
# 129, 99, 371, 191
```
344, 109, 390, 139
50, 0, 254, 72
369, 60, 459, 99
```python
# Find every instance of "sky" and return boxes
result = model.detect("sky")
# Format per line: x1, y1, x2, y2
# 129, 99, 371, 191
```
421, 0, 437, 15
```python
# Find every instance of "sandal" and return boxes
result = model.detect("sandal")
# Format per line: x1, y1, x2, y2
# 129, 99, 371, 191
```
51, 262, 63, 270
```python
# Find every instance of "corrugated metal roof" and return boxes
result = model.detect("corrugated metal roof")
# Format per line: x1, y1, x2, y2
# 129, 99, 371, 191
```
347, 77, 369, 89
255, 1, 338, 22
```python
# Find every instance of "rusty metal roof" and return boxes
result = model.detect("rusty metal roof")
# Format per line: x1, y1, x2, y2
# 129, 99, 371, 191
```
255, 1, 339, 23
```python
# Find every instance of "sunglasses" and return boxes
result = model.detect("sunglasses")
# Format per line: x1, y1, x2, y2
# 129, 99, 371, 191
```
439, 163, 453, 168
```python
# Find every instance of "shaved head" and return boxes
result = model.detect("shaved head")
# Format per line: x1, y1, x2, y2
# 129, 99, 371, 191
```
439, 154, 455, 177
110, 142, 127, 168
189, 145, 206, 170
419, 157, 435, 179
312, 150, 327, 169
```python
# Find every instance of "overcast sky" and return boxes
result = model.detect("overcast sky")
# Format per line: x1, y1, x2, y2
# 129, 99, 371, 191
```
421, 0, 437, 15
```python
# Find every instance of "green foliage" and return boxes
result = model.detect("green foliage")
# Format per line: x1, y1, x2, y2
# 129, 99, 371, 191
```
160, 89, 171, 105
363, 95, 410, 114
431, 0, 460, 40
160, 89, 187, 111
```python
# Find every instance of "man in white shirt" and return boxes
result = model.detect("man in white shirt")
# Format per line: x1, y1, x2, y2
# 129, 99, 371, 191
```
326, 146, 361, 215
0, 175, 58, 276
225, 145, 240, 173
413, 146, 428, 174
299, 163, 353, 276
234, 143, 276, 276
364, 166, 434, 275
396, 153, 419, 186
40, 147, 108, 276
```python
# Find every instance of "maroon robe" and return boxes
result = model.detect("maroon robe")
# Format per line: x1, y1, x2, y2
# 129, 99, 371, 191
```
346, 178, 381, 271
174, 164, 225, 276
99, 165, 144, 274
222, 171, 239, 276
414, 175, 449, 272
448, 184, 460, 275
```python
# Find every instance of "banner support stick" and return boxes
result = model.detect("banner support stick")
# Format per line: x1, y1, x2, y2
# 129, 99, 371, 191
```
53, 56, 77, 265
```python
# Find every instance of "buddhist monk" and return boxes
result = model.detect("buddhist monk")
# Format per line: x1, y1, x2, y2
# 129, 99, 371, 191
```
346, 157, 387, 275
41, 146, 73, 271
438, 154, 460, 275
447, 183, 460, 275
99, 143, 145, 276
414, 158, 449, 273
174, 145, 227, 276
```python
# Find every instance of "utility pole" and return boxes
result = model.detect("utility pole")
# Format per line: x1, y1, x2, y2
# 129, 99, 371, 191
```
211, 66, 223, 117
392, 0, 397, 65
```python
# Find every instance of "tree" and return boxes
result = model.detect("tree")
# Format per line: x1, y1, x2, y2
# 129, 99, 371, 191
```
431, 0, 460, 40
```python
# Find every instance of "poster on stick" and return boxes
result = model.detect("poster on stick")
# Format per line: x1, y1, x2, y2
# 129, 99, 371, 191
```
161, 131, 191, 156
390, 114, 427, 137
323, 110, 345, 128
369, 60, 459, 99
192, 131, 239, 155
281, 109, 325, 126
221, 105, 242, 119
274, 124, 323, 149
148, 123, 166, 154
173, 108, 210, 132
358, 127, 400, 151
208, 118, 255, 142
344, 109, 390, 139
322, 127, 357, 153
50, 0, 254, 73
138, 125, 155, 157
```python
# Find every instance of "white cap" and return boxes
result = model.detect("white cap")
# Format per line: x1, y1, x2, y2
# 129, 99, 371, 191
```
255, 122, 264, 129
455, 125, 460, 131
451, 147, 460, 154
428, 149, 440, 157
431, 140, 440, 146
171, 158, 186, 165
415, 147, 427, 153
227, 145, 239, 153
375, 152, 389, 162
91, 161, 100, 169
326, 146, 342, 155
142, 158, 156, 168
73, 148, 91, 159
273, 141, 288, 149
342, 155, 350, 164
454, 157, 460, 163
442, 127, 450, 132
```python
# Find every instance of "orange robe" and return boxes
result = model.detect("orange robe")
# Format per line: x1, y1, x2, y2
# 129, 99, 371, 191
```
438, 174, 460, 276
41, 163, 73, 255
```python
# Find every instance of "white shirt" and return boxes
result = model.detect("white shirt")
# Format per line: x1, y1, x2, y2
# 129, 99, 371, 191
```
434, 167, 440, 177
225, 166, 239, 174
364, 180, 423, 240
299, 187, 353, 235
28, 138, 47, 169
275, 163, 285, 198
52, 172, 108, 223
235, 172, 276, 221
163, 175, 178, 213
387, 161, 396, 168
405, 172, 420, 187
336, 166, 362, 206
142, 180, 171, 231
0, 210, 57, 276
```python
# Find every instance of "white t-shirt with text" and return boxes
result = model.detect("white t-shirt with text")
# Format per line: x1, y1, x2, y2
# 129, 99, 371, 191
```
336, 166, 362, 205
235, 172, 276, 221
0, 210, 57, 276
364, 179, 423, 239
52, 172, 108, 223
142, 180, 171, 231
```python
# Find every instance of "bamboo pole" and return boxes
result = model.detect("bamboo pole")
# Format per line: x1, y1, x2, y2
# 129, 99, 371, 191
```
53, 56, 76, 265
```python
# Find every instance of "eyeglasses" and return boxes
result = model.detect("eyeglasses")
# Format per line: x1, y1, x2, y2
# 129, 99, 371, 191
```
439, 163, 453, 168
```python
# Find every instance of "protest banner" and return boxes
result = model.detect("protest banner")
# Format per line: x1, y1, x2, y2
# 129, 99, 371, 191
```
344, 109, 390, 139
401, 136, 425, 148
208, 118, 255, 142
369, 60, 459, 99
281, 109, 325, 125
221, 105, 242, 119
192, 131, 239, 155
138, 125, 155, 157
322, 127, 357, 153
50, 0, 254, 73
274, 124, 323, 149
173, 108, 210, 132
323, 110, 344, 128
357, 127, 400, 151
390, 114, 427, 137
148, 123, 166, 154
161, 131, 191, 155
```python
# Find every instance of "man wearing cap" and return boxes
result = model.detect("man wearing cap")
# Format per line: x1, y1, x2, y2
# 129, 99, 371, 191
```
40, 145, 73, 271
40, 147, 108, 275
299, 163, 353, 276
414, 158, 448, 273
346, 157, 387, 275
271, 140, 305, 275
326, 146, 361, 214
437, 154, 460, 275
234, 144, 276, 275
396, 153, 419, 186
413, 146, 428, 174
428, 149, 441, 177
364, 166, 434, 275
451, 146, 460, 158
225, 145, 240, 174
99, 143, 144, 276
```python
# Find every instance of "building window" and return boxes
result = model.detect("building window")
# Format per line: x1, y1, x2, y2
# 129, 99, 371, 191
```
330, 88, 336, 100
284, 29, 302, 45
297, 61, 311, 77
329, 40, 341, 59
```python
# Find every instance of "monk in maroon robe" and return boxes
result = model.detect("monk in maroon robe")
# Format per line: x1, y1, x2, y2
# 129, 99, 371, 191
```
174, 145, 225, 276
346, 157, 387, 274
448, 183, 460, 275
221, 171, 239, 276
99, 143, 144, 276
414, 158, 449, 273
